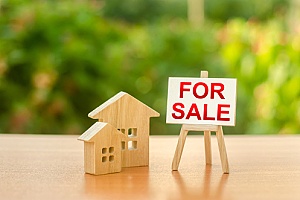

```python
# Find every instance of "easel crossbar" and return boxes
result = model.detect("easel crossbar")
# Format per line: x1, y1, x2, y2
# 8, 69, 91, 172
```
182, 124, 218, 132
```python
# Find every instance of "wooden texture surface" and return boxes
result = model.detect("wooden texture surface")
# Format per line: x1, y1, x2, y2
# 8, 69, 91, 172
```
78, 122, 125, 175
172, 124, 229, 173
0, 134, 300, 200
88, 91, 160, 168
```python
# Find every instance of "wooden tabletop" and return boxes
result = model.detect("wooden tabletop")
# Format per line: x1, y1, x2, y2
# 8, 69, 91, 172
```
0, 134, 300, 200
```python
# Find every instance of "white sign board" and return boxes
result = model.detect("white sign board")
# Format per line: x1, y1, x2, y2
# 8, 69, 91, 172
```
166, 77, 237, 126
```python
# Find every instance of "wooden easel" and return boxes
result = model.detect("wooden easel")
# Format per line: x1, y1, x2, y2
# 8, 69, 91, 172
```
171, 71, 229, 174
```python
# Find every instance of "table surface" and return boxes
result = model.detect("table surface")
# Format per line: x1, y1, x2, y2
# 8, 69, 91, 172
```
0, 134, 300, 200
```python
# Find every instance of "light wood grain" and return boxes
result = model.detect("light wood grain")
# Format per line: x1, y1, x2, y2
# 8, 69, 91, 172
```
200, 70, 208, 78
78, 122, 125, 175
216, 126, 229, 173
172, 126, 189, 170
87, 92, 159, 168
201, 70, 212, 166
172, 124, 229, 173
204, 130, 212, 164
172, 124, 218, 170
1, 134, 300, 200
183, 124, 219, 131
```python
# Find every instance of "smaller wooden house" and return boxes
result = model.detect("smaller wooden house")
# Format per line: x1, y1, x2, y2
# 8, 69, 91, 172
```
78, 122, 125, 175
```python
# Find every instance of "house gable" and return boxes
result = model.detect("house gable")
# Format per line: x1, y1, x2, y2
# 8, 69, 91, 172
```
78, 122, 125, 142
78, 122, 107, 142
88, 92, 160, 123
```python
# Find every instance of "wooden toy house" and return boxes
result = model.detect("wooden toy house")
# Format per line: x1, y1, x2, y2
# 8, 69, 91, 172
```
78, 122, 126, 175
88, 92, 160, 168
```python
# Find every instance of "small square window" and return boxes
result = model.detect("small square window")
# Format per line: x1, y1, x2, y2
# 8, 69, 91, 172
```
128, 128, 137, 138
128, 141, 137, 150
102, 148, 107, 154
121, 141, 125, 150
109, 147, 114, 153
109, 155, 114, 162
102, 156, 107, 162
118, 128, 126, 134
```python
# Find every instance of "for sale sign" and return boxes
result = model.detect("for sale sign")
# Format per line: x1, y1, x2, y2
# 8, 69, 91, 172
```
166, 77, 237, 126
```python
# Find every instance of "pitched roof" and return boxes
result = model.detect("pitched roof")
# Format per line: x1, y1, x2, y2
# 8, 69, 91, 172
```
78, 122, 107, 142
88, 91, 160, 119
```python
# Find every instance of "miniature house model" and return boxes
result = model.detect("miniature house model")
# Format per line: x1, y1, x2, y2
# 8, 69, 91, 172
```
78, 122, 126, 175
79, 91, 160, 175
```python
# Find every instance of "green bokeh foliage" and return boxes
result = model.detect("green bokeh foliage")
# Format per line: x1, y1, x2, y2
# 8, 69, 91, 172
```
0, 1, 299, 134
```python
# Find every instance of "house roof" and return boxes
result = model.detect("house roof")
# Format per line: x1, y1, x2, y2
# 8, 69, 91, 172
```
88, 91, 160, 119
78, 122, 107, 142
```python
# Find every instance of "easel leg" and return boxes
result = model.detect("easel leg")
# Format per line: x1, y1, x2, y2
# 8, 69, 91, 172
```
172, 125, 189, 171
216, 126, 229, 174
204, 131, 212, 165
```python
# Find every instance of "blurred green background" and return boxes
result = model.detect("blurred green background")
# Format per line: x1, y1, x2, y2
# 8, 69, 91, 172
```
1, 0, 300, 135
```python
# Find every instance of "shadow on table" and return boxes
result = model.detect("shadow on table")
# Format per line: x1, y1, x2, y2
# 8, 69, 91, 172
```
83, 167, 151, 199
170, 165, 229, 200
